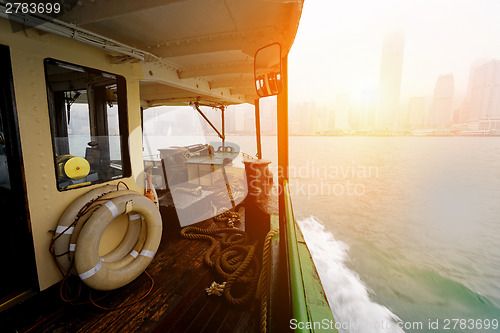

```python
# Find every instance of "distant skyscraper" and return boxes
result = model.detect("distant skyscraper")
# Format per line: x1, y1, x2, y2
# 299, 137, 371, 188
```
327, 107, 335, 131
457, 98, 470, 125
465, 59, 500, 130
376, 32, 405, 129
406, 97, 425, 129
290, 102, 314, 134
335, 94, 350, 129
359, 89, 377, 129
315, 106, 329, 133
260, 98, 277, 135
289, 103, 301, 134
431, 74, 454, 127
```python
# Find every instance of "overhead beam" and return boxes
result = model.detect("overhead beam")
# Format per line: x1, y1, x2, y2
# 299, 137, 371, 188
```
142, 91, 200, 101
230, 86, 257, 95
142, 59, 252, 105
209, 76, 253, 89
178, 62, 253, 79
245, 94, 260, 103
147, 28, 280, 58
144, 91, 247, 104
146, 96, 245, 108
146, 96, 202, 105
61, 0, 186, 25
140, 83, 193, 99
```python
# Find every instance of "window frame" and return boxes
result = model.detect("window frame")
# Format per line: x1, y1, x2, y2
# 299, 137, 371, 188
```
44, 58, 131, 191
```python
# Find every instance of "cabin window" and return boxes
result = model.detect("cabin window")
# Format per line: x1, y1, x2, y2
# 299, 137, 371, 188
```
44, 59, 130, 190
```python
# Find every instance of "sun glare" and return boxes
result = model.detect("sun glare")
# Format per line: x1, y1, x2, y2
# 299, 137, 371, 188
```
289, 0, 500, 117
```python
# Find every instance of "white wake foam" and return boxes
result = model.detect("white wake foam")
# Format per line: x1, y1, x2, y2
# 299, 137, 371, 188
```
297, 216, 405, 333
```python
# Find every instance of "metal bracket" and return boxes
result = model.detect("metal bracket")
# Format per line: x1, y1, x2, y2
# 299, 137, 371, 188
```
191, 102, 225, 141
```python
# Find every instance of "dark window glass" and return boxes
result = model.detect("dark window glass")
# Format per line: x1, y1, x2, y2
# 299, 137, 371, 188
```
44, 59, 130, 190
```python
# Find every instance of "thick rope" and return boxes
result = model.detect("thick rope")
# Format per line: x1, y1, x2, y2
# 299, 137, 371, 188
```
180, 226, 245, 269
180, 218, 260, 305
257, 228, 280, 333
214, 210, 241, 228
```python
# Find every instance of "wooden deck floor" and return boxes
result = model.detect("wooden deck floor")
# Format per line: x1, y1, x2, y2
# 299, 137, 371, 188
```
1, 212, 260, 333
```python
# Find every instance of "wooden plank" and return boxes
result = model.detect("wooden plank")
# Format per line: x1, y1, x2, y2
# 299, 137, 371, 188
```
6, 218, 261, 333
116, 248, 215, 332
150, 272, 216, 332
80, 227, 213, 332
233, 305, 259, 333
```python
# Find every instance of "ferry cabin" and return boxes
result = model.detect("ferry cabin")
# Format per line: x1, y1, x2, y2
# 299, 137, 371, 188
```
0, 1, 334, 331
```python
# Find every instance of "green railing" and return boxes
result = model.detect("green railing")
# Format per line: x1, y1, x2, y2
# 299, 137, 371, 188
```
283, 180, 338, 333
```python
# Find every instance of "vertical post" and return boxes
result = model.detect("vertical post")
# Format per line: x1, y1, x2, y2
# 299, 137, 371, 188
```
255, 99, 262, 159
276, 54, 291, 330
221, 106, 225, 148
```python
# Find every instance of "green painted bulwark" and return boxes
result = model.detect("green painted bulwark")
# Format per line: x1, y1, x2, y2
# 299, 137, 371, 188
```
284, 181, 338, 333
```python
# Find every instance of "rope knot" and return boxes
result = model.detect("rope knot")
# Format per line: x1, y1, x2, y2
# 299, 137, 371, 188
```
227, 219, 236, 228
206, 281, 226, 296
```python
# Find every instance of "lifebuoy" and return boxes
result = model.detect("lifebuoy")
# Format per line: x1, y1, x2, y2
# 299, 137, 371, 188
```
74, 194, 162, 290
53, 185, 117, 273
67, 190, 145, 270
225, 146, 234, 153
102, 220, 147, 270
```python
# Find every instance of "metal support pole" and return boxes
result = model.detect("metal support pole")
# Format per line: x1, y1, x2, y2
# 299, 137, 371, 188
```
192, 102, 225, 141
276, 54, 291, 331
221, 106, 225, 148
255, 99, 262, 159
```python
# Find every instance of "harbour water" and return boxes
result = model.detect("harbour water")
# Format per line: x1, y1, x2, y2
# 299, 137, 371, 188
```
286, 136, 500, 333
143, 133, 500, 332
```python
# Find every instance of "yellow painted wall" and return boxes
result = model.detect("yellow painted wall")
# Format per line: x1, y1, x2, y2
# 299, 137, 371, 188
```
0, 19, 147, 291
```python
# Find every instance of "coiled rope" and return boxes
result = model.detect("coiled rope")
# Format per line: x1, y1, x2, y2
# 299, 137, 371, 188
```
213, 210, 241, 228
181, 214, 279, 333
180, 221, 260, 305
257, 228, 279, 333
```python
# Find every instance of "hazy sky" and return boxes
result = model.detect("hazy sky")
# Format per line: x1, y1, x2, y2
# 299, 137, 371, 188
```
288, 0, 500, 107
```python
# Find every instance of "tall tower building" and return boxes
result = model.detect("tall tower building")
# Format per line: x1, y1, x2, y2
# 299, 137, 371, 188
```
431, 74, 454, 128
376, 32, 405, 129
466, 59, 500, 130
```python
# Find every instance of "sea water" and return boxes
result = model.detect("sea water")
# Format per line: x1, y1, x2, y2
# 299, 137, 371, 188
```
144, 134, 500, 333
285, 136, 500, 333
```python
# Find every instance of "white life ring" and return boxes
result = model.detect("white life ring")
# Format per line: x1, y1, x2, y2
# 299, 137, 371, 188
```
53, 184, 117, 273
67, 190, 144, 267
74, 194, 162, 290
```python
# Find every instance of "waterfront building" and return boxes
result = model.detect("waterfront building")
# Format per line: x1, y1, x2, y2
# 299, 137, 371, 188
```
430, 74, 454, 128
376, 32, 405, 129
465, 59, 500, 130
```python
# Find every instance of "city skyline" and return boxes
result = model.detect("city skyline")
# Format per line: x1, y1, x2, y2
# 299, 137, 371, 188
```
139, 49, 500, 137
286, 0, 500, 134
289, 0, 500, 103
286, 53, 500, 135
140, 27, 500, 137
